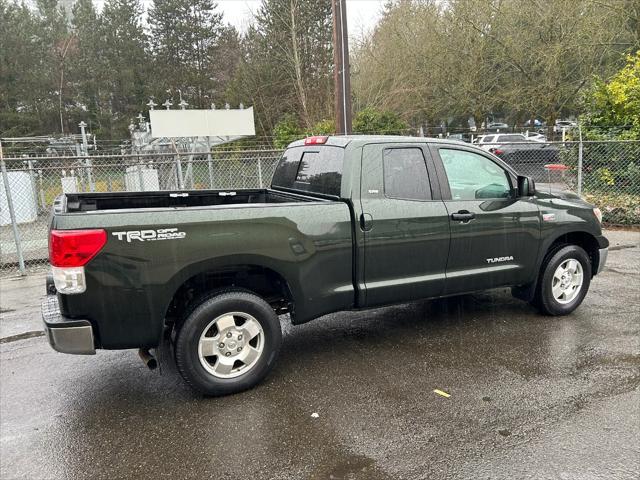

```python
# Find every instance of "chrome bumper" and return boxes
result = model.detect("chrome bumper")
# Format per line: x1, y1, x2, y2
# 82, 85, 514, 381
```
595, 247, 608, 275
41, 295, 96, 355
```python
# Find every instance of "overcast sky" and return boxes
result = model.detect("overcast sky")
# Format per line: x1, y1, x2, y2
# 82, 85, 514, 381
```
90, 0, 386, 38
218, 0, 386, 37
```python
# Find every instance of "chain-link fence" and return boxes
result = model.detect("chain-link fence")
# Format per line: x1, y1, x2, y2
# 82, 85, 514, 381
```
1, 141, 639, 276
1, 149, 282, 275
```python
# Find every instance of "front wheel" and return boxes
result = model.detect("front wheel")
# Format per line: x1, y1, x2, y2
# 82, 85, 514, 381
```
175, 290, 282, 396
532, 245, 592, 316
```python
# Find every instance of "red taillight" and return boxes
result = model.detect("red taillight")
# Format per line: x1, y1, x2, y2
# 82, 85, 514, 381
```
490, 148, 504, 155
304, 136, 328, 145
49, 229, 107, 267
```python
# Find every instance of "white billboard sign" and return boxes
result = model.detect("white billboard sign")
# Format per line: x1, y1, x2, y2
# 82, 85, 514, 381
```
150, 107, 255, 138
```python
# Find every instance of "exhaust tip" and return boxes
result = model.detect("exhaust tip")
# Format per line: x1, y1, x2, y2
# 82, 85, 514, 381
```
138, 348, 158, 370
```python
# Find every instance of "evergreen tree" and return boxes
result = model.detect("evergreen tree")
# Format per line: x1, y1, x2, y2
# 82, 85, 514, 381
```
0, 0, 44, 135
148, 0, 231, 108
230, 0, 333, 136
100, 0, 149, 137
35, 0, 73, 133
68, 0, 103, 131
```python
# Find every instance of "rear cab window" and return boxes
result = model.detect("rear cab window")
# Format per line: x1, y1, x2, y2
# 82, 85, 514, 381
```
271, 146, 344, 197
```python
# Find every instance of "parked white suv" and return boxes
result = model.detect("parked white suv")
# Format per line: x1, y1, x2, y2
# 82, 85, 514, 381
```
477, 133, 529, 151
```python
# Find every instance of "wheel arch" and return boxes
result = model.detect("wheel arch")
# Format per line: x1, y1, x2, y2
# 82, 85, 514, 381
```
161, 257, 297, 334
544, 230, 602, 277
514, 229, 603, 302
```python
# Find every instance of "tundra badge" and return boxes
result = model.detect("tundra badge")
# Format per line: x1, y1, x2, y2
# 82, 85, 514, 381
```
486, 256, 514, 264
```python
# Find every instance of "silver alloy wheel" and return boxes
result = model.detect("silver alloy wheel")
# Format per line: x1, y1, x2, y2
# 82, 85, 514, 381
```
551, 258, 584, 304
198, 312, 264, 379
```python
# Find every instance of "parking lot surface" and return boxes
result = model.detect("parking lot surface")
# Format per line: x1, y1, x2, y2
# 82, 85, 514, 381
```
1, 231, 639, 479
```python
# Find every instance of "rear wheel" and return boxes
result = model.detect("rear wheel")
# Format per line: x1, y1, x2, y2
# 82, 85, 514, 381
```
532, 245, 591, 316
175, 290, 282, 396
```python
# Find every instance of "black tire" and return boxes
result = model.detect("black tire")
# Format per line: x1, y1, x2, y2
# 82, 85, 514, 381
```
175, 290, 282, 396
532, 244, 592, 316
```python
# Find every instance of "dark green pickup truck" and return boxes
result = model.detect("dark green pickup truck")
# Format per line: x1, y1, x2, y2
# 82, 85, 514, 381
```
43, 135, 608, 395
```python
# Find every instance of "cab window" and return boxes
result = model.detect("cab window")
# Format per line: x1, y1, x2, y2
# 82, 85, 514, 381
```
383, 148, 431, 201
272, 146, 344, 196
439, 149, 511, 200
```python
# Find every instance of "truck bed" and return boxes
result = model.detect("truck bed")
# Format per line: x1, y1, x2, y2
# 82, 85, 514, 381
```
61, 188, 316, 213
51, 189, 355, 348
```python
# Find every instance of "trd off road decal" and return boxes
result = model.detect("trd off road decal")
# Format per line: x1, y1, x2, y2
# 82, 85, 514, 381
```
112, 228, 186, 243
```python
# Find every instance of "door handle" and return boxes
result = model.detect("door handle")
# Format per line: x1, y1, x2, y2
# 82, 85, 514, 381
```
451, 210, 476, 222
360, 213, 373, 231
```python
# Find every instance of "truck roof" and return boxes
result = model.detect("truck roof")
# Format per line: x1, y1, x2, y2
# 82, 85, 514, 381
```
287, 135, 469, 149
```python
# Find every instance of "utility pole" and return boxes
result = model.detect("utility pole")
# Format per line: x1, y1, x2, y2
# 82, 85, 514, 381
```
332, 0, 352, 135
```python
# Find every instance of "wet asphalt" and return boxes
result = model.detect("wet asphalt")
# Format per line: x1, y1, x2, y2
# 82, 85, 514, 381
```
1, 243, 639, 479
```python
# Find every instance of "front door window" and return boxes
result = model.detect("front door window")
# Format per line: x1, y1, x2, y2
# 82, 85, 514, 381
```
439, 149, 512, 200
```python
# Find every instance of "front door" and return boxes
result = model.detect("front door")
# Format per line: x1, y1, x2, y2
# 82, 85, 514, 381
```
360, 143, 450, 307
430, 145, 540, 294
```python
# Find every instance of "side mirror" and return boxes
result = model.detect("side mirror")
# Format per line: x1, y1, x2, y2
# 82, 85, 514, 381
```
517, 175, 536, 197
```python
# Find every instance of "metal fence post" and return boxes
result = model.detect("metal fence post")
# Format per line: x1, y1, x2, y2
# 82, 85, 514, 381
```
75, 143, 84, 190
86, 158, 95, 192
1, 155, 27, 275
206, 137, 214, 189
26, 159, 38, 211
176, 155, 184, 189
38, 168, 46, 210
257, 157, 264, 188
577, 124, 583, 196
170, 140, 184, 190
185, 154, 194, 189
137, 154, 145, 192
79, 121, 94, 192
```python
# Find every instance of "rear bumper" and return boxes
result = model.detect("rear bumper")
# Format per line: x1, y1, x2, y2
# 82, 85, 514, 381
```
41, 295, 96, 355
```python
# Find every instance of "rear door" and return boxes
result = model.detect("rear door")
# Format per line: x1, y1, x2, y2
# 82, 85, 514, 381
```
430, 144, 540, 294
359, 143, 450, 307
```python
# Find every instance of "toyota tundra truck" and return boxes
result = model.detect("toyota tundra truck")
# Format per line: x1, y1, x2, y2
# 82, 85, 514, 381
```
42, 135, 608, 395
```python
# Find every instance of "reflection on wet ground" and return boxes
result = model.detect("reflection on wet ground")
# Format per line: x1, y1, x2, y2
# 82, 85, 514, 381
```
1, 246, 639, 479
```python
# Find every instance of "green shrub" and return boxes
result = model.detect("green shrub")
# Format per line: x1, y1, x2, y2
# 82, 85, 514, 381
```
583, 192, 640, 225
273, 115, 305, 149
596, 167, 615, 186
353, 107, 409, 135
580, 51, 640, 140
307, 119, 335, 135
